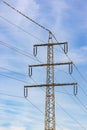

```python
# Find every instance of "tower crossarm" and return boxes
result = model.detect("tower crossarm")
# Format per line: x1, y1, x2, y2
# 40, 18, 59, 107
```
24, 83, 77, 88
33, 42, 68, 56
34, 42, 68, 47
29, 62, 73, 67
3, 2, 78, 130
28, 62, 73, 77
24, 82, 78, 98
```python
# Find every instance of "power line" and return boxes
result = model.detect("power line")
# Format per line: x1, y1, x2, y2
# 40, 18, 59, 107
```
0, 92, 24, 99
32, 76, 87, 129
2, 0, 87, 97
0, 91, 64, 130
0, 93, 44, 125
55, 69, 87, 113
0, 40, 33, 58
1, 64, 87, 115
51, 33, 87, 91
26, 98, 44, 115
0, 66, 28, 77
56, 103, 86, 130
55, 44, 87, 86
0, 66, 86, 129
76, 96, 87, 111
1, 65, 87, 115
0, 88, 86, 130
55, 81, 87, 114
0, 73, 29, 84
62, 87, 87, 113
0, 66, 74, 97
55, 65, 87, 98
0, 15, 45, 43
0, 89, 42, 116
64, 49, 87, 85
3, 0, 87, 88
71, 75, 87, 97
0, 40, 41, 63
0, 65, 76, 98
0, 92, 44, 115
3, 1, 51, 33
1, 40, 86, 99
74, 64, 87, 84
2, 1, 87, 129
0, 67, 87, 112
0, 91, 80, 130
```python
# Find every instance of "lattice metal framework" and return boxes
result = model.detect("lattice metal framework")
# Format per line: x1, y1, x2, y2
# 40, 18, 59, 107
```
24, 32, 78, 130
3, 2, 78, 130
45, 32, 55, 130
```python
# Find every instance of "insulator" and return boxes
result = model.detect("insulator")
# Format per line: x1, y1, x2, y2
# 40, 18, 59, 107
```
69, 63, 73, 74
29, 66, 32, 77
64, 43, 68, 54
74, 85, 78, 96
24, 87, 28, 98
33, 46, 37, 57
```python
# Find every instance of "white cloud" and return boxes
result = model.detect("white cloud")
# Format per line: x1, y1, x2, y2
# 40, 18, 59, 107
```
81, 46, 87, 51
49, 0, 70, 40
0, 1, 87, 130
0, 0, 40, 35
10, 126, 26, 130
16, 0, 29, 12
16, 0, 40, 19
49, 0, 87, 42
68, 46, 87, 65
0, 126, 26, 130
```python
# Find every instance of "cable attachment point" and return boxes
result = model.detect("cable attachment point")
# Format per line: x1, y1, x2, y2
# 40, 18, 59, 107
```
73, 84, 78, 96
49, 31, 52, 39
29, 66, 32, 77
64, 42, 68, 54
33, 45, 37, 57
69, 62, 73, 74
24, 87, 28, 98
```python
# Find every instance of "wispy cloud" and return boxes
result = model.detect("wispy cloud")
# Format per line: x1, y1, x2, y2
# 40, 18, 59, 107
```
0, 126, 26, 130
0, 0, 87, 130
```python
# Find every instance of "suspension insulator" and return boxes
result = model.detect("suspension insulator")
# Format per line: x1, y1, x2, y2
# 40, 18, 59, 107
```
33, 46, 37, 57
29, 66, 32, 77
64, 42, 68, 54
74, 85, 78, 96
24, 87, 28, 98
69, 63, 73, 74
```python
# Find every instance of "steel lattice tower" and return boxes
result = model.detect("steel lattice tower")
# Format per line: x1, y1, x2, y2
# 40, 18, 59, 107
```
24, 32, 77, 130
3, 2, 78, 130
45, 32, 55, 130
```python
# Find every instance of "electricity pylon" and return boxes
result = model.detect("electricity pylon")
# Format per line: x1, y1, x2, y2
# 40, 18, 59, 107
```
2, 2, 77, 129
3, 1, 78, 129
24, 32, 78, 130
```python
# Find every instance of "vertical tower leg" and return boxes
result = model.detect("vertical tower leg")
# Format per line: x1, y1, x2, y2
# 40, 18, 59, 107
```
45, 32, 55, 130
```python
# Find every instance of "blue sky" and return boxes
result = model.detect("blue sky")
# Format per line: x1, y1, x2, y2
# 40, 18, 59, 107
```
0, 0, 87, 130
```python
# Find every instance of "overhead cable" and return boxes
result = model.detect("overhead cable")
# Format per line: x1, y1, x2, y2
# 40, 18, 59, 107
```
0, 15, 45, 43
3, 1, 51, 33
3, 1, 87, 87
